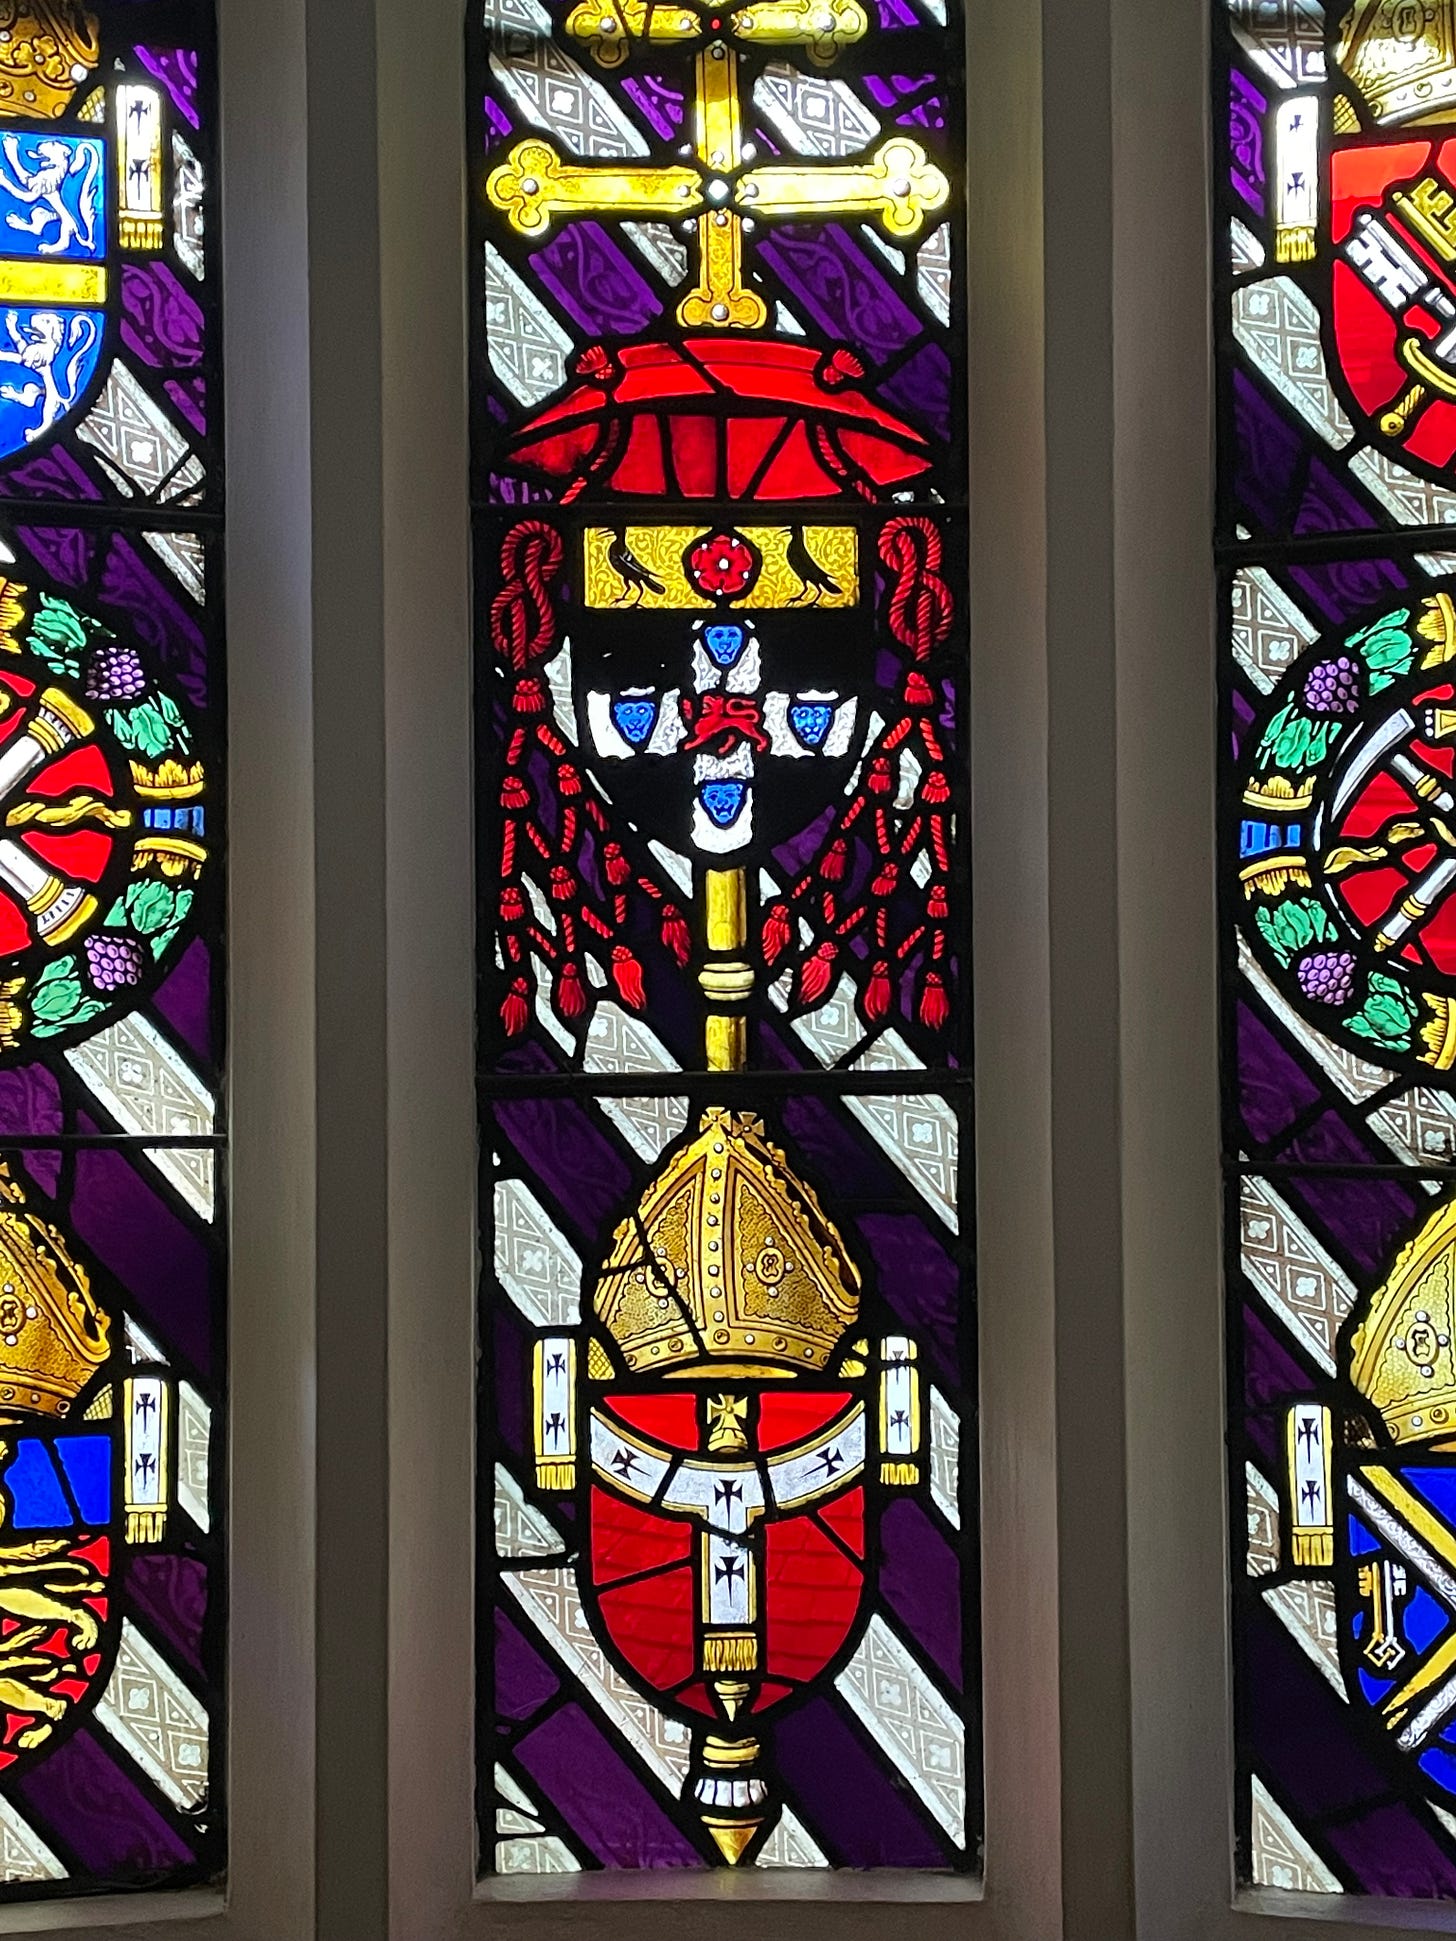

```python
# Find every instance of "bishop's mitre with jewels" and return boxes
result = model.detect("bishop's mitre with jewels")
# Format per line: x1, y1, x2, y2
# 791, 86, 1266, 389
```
530, 1106, 925, 1865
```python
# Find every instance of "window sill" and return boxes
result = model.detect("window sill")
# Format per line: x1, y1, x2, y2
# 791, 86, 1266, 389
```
0, 1888, 224, 1937
1237, 1889, 1456, 1935
476, 1869, 983, 1905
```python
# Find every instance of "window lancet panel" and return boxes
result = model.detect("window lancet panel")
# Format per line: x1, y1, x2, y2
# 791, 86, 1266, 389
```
469, 0, 978, 1877
1216, 0, 1456, 1900
0, 0, 226, 1908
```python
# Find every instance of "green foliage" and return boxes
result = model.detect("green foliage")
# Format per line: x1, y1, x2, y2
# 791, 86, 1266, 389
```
1346, 971, 1419, 1052
106, 687, 188, 762
1256, 699, 1343, 773
29, 956, 105, 1037
1352, 614, 1416, 694
126, 878, 193, 959
26, 595, 96, 679
1254, 896, 1338, 968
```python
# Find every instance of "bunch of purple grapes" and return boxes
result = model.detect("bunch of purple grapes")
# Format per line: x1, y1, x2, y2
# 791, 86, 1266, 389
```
1296, 948, 1356, 1007
83, 641, 146, 704
1302, 656, 1361, 717
85, 934, 145, 993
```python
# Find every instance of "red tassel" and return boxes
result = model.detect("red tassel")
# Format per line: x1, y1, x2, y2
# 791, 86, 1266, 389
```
559, 762, 582, 798
549, 865, 575, 902
871, 861, 899, 898
922, 769, 951, 805
919, 970, 950, 1031
501, 776, 530, 811
611, 945, 647, 1010
762, 902, 792, 965
868, 757, 894, 795
575, 344, 618, 383
512, 677, 547, 715
798, 941, 837, 1008
820, 347, 865, 388
554, 962, 587, 1021
904, 670, 935, 706
661, 904, 692, 966
822, 837, 848, 883
603, 841, 631, 888
499, 885, 526, 924
927, 881, 950, 921
864, 959, 893, 1022
501, 976, 530, 1038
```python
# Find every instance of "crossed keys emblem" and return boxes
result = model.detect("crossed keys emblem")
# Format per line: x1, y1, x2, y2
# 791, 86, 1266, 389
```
1349, 1469, 1456, 1753
1343, 174, 1456, 442
486, 0, 948, 329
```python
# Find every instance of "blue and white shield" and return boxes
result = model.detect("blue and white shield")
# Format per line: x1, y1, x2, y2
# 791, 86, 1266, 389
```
0, 131, 107, 460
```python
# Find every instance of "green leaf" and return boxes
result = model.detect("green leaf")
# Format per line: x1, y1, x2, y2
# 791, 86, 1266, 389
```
32, 998, 106, 1040
29, 958, 89, 1027
26, 595, 89, 677
144, 889, 193, 961
1254, 896, 1337, 967
124, 878, 180, 938
107, 700, 173, 761
1346, 975, 1419, 1050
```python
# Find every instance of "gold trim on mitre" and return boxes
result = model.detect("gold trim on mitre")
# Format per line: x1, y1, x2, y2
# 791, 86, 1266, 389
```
0, 1160, 108, 1425
1337, 0, 1456, 127
1349, 1197, 1456, 1444
0, 3, 100, 121
591, 1107, 860, 1376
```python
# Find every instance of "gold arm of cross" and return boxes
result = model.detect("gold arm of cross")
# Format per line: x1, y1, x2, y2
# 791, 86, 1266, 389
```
486, 137, 704, 235
565, 0, 867, 66
487, 31, 947, 325
739, 136, 949, 239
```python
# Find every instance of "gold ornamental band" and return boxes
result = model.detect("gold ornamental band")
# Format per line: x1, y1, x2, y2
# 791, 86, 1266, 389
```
0, 261, 105, 306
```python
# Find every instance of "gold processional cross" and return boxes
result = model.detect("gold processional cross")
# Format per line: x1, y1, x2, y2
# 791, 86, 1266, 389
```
489, 0, 946, 1072
486, 0, 949, 332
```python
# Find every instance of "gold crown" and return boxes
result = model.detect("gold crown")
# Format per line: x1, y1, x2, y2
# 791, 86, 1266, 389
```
1337, 0, 1456, 127
1348, 1197, 1456, 1444
0, 4, 100, 122
130, 760, 205, 803
592, 1108, 860, 1377
0, 1161, 108, 1424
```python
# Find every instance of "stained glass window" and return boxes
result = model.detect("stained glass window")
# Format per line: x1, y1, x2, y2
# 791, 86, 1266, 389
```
1215, 0, 1456, 1898
469, 0, 975, 1875
0, 0, 223, 1905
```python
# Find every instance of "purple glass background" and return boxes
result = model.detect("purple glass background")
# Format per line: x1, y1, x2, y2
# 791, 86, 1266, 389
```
486, 1088, 973, 1871
0, 1145, 220, 1892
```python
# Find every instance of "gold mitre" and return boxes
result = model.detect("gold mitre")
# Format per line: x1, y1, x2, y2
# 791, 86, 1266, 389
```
0, 3, 100, 122
0, 1161, 108, 1424
1348, 1198, 1456, 1445
592, 1108, 860, 1378
1337, 0, 1456, 127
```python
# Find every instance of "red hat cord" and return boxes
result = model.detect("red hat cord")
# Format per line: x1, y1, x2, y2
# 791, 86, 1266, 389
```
762, 515, 957, 1036
491, 519, 689, 1036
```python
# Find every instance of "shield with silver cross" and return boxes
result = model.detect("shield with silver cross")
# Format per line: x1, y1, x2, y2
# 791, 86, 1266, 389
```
529, 1106, 926, 1866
